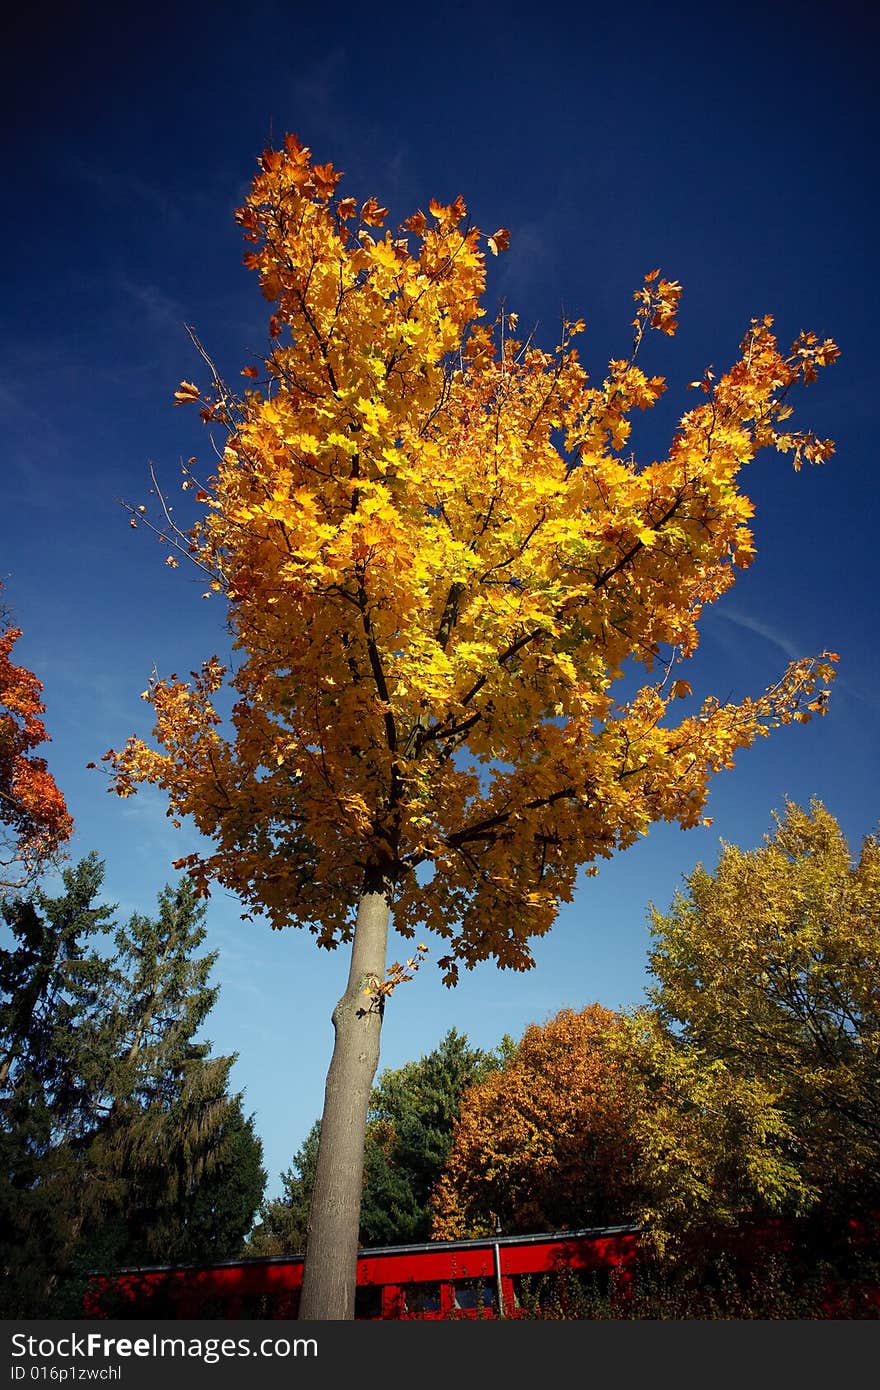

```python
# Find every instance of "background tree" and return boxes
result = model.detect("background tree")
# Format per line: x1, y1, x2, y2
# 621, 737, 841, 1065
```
73, 876, 266, 1290
0, 859, 265, 1316
432, 1001, 817, 1256
107, 136, 839, 1317
246, 1121, 319, 1257
360, 1026, 502, 1244
0, 854, 113, 1315
644, 800, 880, 1226
172, 1099, 265, 1264
609, 1009, 816, 1253
432, 1005, 643, 1237
0, 599, 73, 894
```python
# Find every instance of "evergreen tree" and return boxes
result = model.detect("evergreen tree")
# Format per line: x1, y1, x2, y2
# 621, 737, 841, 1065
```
0, 860, 266, 1316
64, 877, 266, 1301
85, 878, 233, 1249
0, 854, 114, 1316
177, 1097, 266, 1263
360, 1027, 502, 1244
247, 1121, 319, 1257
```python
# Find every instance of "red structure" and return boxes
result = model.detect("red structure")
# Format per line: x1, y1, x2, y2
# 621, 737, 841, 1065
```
83, 1224, 641, 1320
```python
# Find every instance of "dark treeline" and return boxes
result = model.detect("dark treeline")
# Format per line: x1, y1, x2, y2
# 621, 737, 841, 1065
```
0, 855, 265, 1317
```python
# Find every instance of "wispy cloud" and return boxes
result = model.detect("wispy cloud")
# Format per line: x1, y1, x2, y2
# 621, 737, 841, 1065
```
712, 604, 802, 662
116, 275, 186, 334
714, 605, 880, 714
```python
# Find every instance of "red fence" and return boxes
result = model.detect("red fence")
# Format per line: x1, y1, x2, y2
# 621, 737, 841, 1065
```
84, 1216, 880, 1319
84, 1224, 641, 1320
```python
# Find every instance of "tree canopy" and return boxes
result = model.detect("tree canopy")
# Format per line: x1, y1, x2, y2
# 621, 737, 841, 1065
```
108, 136, 839, 985
646, 800, 880, 1219
432, 1005, 648, 1238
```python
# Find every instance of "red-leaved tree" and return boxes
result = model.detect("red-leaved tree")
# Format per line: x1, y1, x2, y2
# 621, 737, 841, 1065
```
0, 604, 73, 893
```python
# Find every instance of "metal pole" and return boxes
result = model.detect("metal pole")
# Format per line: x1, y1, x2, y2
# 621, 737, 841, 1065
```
493, 1237, 505, 1318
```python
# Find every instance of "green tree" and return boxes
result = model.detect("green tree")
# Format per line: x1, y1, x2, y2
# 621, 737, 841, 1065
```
247, 1121, 319, 1257
645, 800, 880, 1221
0, 854, 114, 1315
0, 860, 265, 1316
174, 1098, 266, 1263
360, 1027, 501, 1244
75, 877, 265, 1282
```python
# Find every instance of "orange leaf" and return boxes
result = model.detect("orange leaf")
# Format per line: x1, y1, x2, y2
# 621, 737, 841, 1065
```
173, 381, 201, 405
487, 227, 510, 255
405, 210, 428, 235
360, 197, 389, 227
449, 194, 467, 224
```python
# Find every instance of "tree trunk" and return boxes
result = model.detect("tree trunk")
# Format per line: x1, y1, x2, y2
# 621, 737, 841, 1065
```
298, 871, 392, 1320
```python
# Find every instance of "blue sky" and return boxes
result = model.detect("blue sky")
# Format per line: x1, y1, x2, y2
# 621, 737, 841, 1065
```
3, 0, 878, 1201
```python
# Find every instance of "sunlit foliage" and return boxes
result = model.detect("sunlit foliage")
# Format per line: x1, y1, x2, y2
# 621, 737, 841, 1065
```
107, 137, 838, 986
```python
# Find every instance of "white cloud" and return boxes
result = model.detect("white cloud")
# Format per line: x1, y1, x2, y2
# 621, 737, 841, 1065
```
712, 604, 802, 662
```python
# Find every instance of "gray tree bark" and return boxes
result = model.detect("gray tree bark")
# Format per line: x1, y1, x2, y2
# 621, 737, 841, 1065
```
298, 873, 392, 1319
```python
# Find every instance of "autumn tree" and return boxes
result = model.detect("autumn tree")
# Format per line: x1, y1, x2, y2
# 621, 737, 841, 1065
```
432, 1005, 643, 1237
608, 1009, 817, 1249
107, 135, 839, 1317
0, 599, 73, 894
645, 800, 880, 1223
